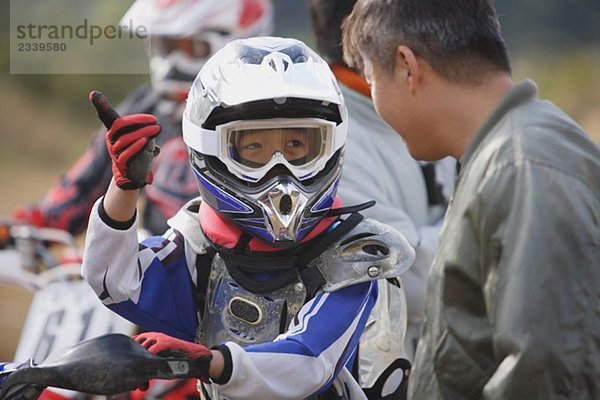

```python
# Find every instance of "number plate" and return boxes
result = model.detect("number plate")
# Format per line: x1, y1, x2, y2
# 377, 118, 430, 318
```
14, 280, 135, 363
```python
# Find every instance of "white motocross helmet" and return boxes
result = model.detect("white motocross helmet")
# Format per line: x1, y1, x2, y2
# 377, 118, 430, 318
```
120, 0, 273, 99
183, 37, 348, 246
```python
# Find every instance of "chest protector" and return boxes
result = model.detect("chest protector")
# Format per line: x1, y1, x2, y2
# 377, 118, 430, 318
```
198, 253, 307, 346
168, 198, 415, 398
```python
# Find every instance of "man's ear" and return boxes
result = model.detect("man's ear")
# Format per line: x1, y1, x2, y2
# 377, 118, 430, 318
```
396, 45, 420, 93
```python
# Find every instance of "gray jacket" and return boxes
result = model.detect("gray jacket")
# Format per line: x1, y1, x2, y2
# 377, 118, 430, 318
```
408, 80, 600, 399
337, 84, 456, 360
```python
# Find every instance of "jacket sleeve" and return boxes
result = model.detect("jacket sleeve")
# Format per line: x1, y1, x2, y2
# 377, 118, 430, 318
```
81, 197, 199, 342
478, 161, 600, 399
214, 281, 378, 400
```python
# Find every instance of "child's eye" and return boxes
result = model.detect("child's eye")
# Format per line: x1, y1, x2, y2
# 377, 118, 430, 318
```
286, 140, 304, 148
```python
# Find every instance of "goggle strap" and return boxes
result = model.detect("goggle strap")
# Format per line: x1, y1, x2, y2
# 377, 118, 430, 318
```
326, 200, 376, 217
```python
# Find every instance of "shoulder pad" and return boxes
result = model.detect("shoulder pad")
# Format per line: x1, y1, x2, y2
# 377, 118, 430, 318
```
312, 217, 415, 292
167, 197, 211, 254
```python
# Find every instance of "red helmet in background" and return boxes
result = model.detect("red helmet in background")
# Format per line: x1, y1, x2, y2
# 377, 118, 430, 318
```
120, 0, 274, 99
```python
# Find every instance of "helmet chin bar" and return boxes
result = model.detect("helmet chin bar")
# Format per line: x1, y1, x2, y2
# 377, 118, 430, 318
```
257, 179, 309, 242
149, 53, 206, 99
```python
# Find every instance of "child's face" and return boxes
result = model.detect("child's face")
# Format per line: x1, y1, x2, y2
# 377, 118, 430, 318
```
234, 128, 310, 166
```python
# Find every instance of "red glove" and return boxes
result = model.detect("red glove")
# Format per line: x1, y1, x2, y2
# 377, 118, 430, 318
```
90, 91, 161, 190
133, 332, 213, 383
105, 114, 161, 190
12, 206, 45, 227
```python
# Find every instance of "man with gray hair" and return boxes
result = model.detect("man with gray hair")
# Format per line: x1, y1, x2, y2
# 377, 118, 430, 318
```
342, 0, 600, 399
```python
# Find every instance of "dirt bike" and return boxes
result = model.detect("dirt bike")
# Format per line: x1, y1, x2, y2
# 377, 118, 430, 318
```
0, 221, 135, 399
0, 334, 204, 400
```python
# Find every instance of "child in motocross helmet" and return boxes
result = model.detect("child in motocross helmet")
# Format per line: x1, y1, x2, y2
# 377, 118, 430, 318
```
82, 37, 415, 399
12, 0, 273, 236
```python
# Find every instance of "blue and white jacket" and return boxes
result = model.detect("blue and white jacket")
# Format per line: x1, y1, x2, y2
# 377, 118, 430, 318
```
82, 197, 414, 399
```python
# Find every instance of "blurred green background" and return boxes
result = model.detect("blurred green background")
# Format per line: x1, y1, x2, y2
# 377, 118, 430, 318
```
0, 0, 598, 215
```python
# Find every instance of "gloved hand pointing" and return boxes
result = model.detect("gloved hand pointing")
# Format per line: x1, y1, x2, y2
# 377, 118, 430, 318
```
133, 332, 213, 383
90, 91, 161, 190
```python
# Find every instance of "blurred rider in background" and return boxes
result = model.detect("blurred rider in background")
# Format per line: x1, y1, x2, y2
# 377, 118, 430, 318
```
13, 0, 273, 237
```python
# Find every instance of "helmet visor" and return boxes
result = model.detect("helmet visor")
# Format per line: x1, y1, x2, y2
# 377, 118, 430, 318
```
218, 119, 336, 182
149, 30, 232, 59
152, 36, 212, 58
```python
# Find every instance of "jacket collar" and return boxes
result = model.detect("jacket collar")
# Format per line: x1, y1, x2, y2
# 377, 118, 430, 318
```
332, 64, 371, 98
460, 80, 538, 170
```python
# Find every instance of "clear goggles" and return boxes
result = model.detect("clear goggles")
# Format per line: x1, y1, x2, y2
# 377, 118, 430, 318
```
216, 119, 337, 183
149, 30, 231, 59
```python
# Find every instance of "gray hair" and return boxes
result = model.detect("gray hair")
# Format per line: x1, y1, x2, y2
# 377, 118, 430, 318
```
342, 0, 511, 83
